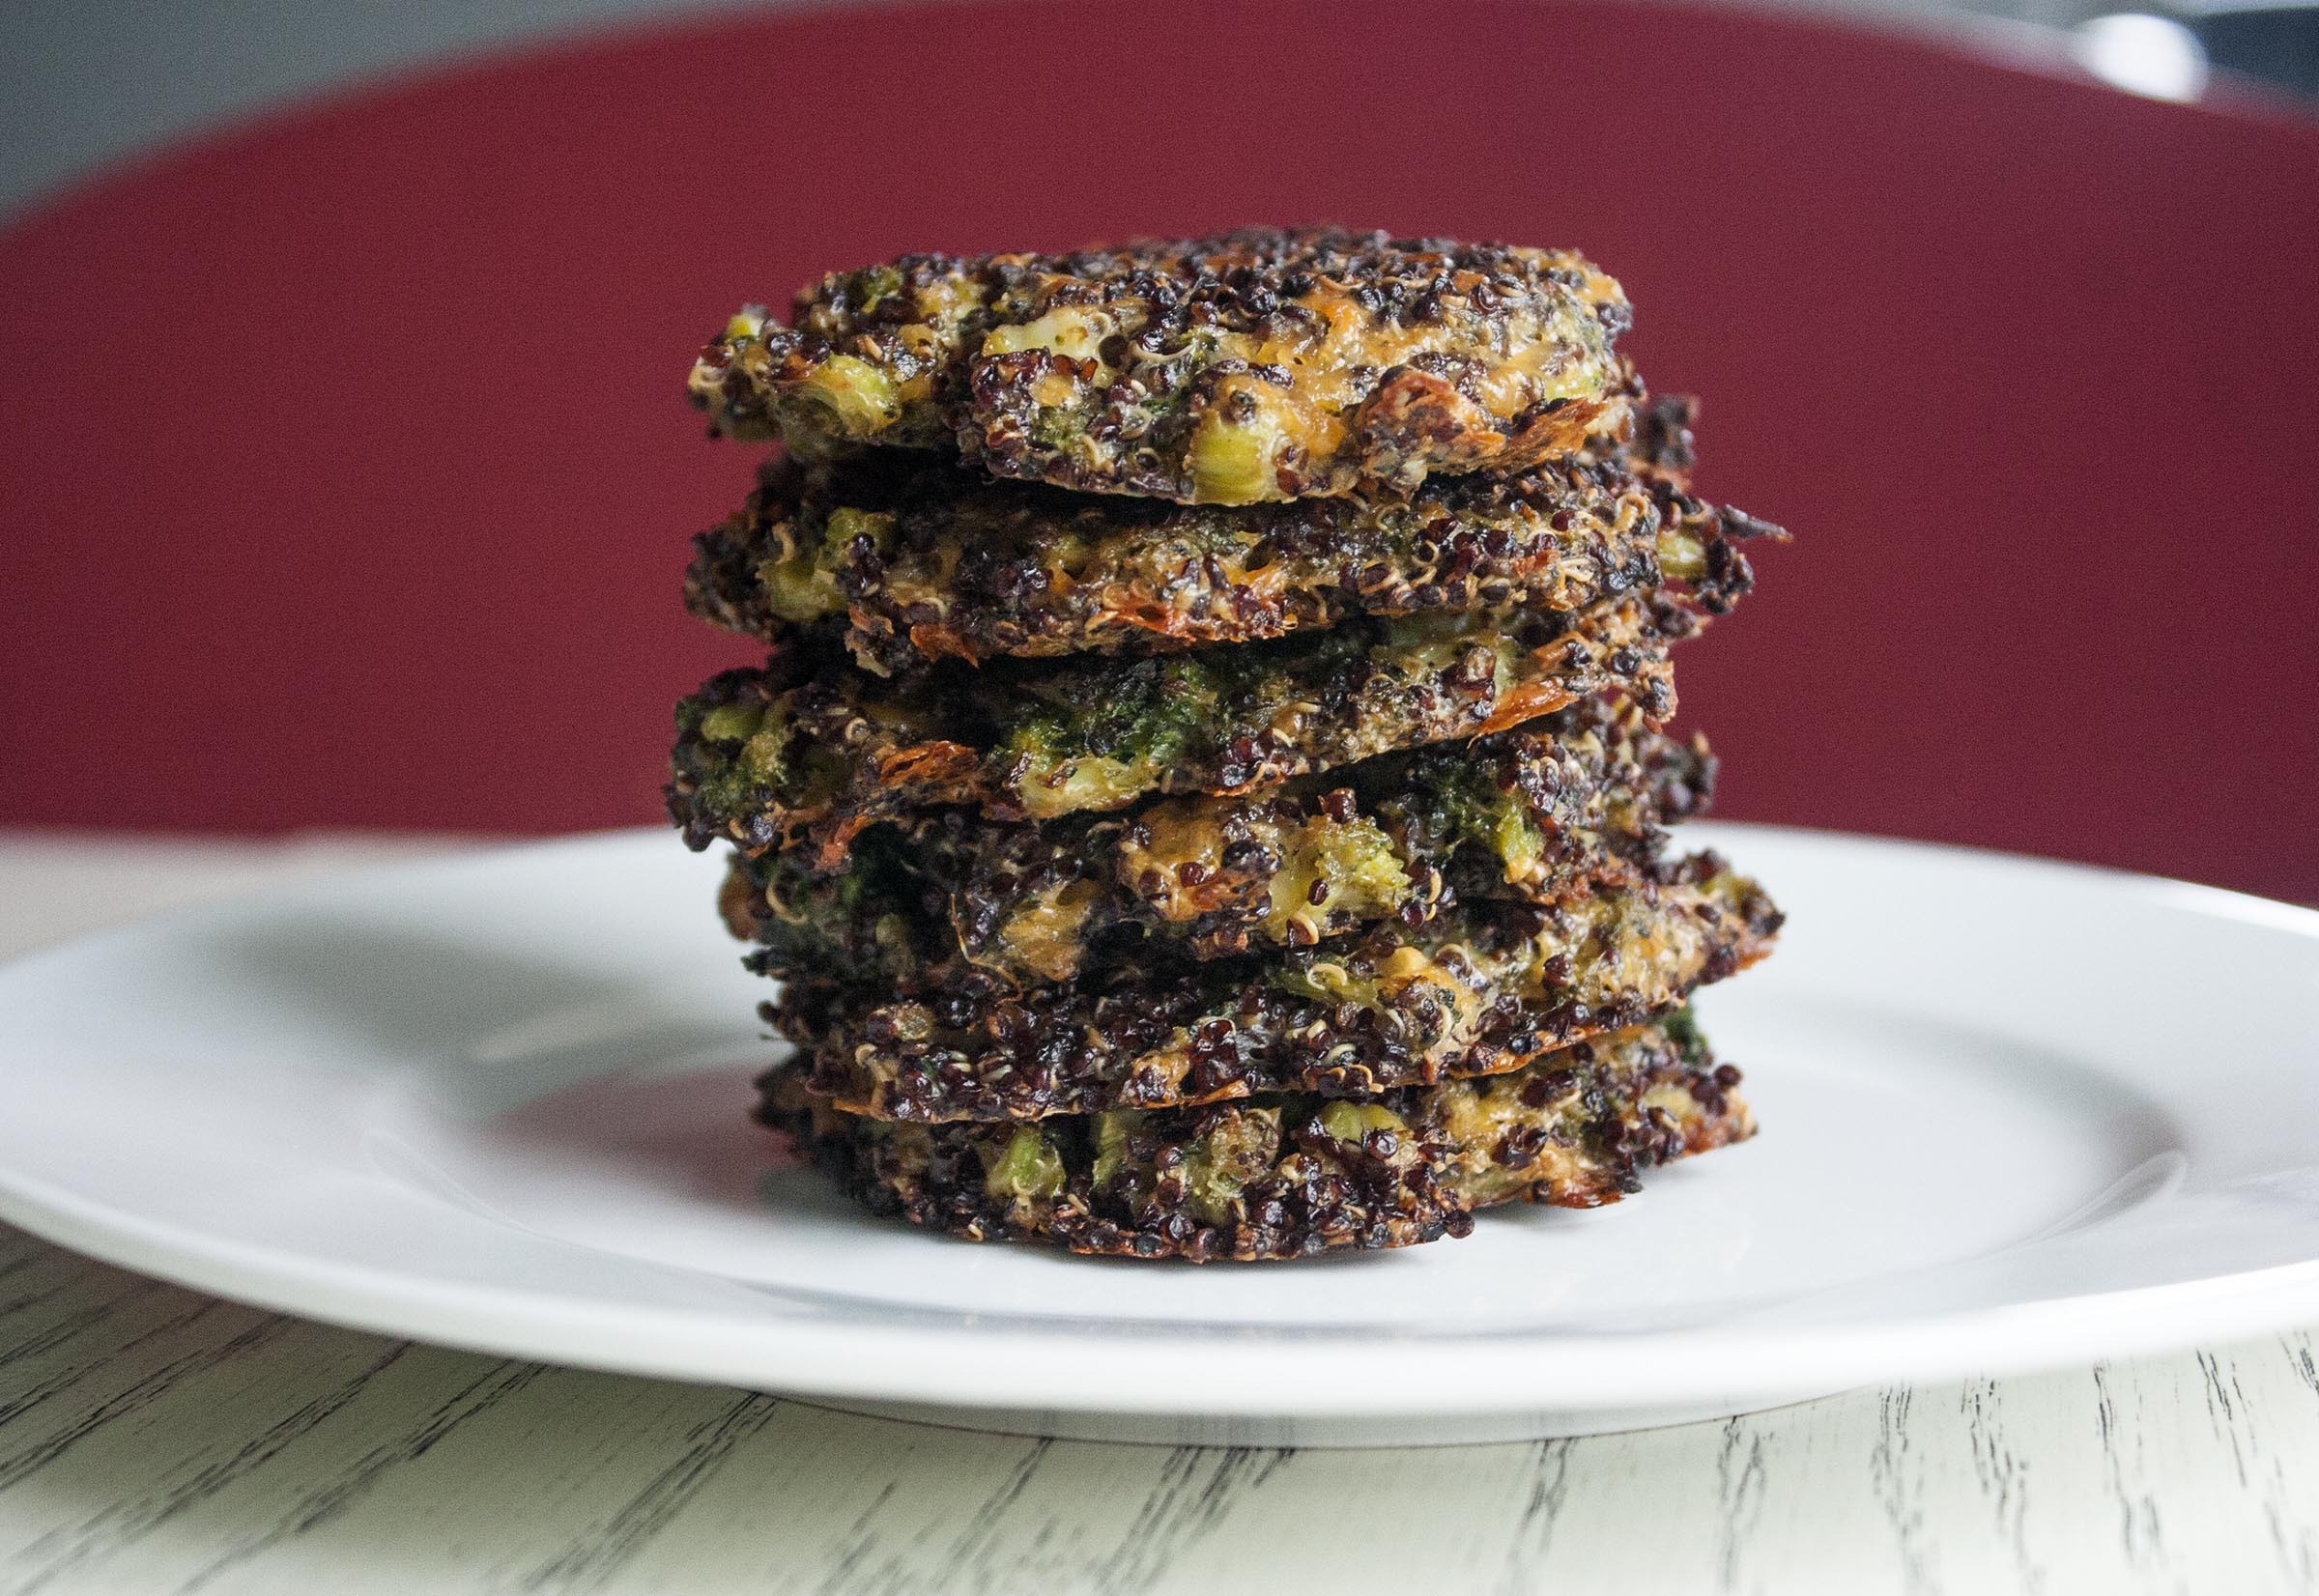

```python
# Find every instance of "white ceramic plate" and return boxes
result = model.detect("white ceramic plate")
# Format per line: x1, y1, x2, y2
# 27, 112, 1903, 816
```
0, 823, 2315, 1446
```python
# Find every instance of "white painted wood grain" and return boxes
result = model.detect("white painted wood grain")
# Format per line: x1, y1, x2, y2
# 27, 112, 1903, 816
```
0, 834, 2314, 1596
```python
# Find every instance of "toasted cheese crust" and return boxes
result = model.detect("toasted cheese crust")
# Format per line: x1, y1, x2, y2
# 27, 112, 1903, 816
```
685, 441, 1770, 672
668, 593, 1696, 867
757, 1014, 1753, 1260
722, 699, 1713, 989
688, 228, 1633, 503
770, 854, 1780, 1123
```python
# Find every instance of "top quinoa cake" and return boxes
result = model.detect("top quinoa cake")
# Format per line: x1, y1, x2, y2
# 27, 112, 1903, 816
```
688, 228, 1633, 504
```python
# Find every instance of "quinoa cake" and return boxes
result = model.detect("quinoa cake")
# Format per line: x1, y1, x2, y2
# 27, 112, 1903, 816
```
668, 591, 1695, 867
671, 225, 1789, 1266
757, 1014, 1753, 1260
686, 442, 1769, 672
687, 228, 1634, 503
720, 698, 1714, 987
770, 853, 1780, 1122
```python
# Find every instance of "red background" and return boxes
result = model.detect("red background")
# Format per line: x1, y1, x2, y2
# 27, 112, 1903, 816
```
4, 0, 2316, 900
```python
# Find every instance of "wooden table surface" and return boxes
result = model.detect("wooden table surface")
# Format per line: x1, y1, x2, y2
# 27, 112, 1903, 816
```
1, 832, 2316, 1596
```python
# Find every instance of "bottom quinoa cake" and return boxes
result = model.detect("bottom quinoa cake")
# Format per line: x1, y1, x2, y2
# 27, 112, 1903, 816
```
757, 1013, 1754, 1261
772, 853, 1780, 1121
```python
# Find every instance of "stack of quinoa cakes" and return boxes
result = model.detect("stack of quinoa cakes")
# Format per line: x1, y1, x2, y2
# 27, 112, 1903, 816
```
671, 228, 1786, 1262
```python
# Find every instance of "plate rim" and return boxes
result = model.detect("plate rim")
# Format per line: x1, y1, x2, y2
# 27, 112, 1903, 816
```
6, 1158, 2319, 1418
